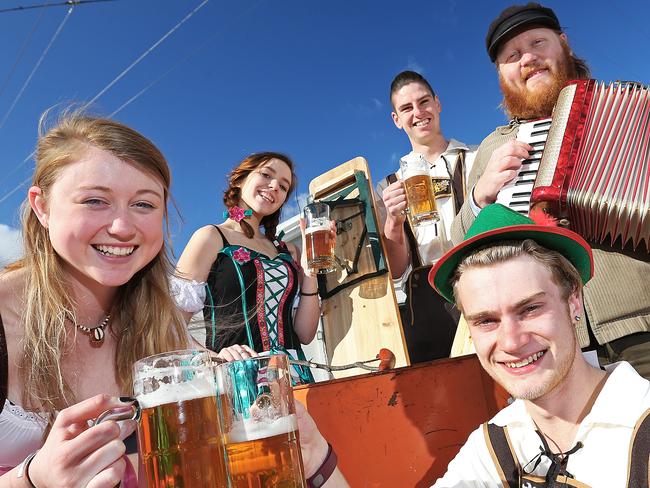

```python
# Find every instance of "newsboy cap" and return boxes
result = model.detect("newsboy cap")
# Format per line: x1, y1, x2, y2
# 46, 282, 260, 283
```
486, 3, 561, 62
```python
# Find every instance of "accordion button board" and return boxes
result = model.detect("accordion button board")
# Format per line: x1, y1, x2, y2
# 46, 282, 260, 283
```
495, 118, 551, 214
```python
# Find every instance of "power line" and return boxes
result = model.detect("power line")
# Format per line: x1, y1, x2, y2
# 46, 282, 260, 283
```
0, 0, 211, 204
0, 0, 115, 14
0, 152, 33, 191
110, 0, 265, 118
0, 6, 75, 129
84, 0, 210, 109
0, 175, 31, 205
0, 4, 47, 100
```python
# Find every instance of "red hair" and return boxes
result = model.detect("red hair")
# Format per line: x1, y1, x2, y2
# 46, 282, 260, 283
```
223, 152, 297, 239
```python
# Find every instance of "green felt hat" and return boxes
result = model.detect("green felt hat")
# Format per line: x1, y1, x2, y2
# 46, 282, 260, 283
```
429, 204, 594, 303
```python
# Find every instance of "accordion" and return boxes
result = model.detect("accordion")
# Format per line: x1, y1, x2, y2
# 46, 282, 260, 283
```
497, 79, 650, 251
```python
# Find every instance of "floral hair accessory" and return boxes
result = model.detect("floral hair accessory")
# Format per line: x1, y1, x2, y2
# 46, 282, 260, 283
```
232, 247, 252, 264
224, 205, 253, 223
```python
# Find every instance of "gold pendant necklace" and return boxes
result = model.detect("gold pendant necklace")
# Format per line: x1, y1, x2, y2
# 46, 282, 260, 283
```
76, 314, 111, 347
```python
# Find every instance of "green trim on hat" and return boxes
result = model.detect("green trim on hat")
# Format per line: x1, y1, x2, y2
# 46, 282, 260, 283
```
429, 204, 594, 303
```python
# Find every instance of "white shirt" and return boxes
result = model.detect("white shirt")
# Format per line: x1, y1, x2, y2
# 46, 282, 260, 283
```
433, 361, 650, 487
375, 139, 477, 300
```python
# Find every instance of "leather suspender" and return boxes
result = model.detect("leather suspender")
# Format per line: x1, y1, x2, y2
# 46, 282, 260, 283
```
626, 408, 650, 488
483, 423, 520, 488
0, 314, 7, 409
451, 149, 466, 214
485, 416, 650, 488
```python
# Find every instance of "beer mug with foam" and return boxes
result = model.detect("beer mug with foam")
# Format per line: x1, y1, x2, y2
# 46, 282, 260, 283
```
400, 154, 439, 225
219, 354, 306, 488
303, 201, 336, 273
95, 350, 229, 488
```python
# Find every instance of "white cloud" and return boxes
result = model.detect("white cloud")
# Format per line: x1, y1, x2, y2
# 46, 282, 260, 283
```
281, 191, 310, 221
0, 224, 22, 267
344, 97, 384, 116
406, 56, 425, 75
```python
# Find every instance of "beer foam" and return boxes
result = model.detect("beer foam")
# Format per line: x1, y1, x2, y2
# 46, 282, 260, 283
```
401, 166, 429, 179
137, 372, 216, 409
226, 414, 298, 443
305, 220, 330, 234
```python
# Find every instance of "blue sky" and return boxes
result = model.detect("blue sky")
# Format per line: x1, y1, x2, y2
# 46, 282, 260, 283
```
1, 0, 649, 264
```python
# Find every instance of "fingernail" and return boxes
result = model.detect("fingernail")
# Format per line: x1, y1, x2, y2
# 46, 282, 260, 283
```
119, 396, 136, 403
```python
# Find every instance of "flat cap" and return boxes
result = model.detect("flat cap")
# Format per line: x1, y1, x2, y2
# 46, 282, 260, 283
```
486, 3, 561, 62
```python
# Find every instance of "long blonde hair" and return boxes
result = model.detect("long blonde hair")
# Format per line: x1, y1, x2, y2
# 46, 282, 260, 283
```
6, 111, 188, 420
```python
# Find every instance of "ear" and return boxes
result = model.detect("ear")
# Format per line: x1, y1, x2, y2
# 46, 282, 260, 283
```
559, 32, 571, 52
391, 111, 403, 130
434, 95, 442, 114
567, 288, 583, 322
28, 186, 49, 228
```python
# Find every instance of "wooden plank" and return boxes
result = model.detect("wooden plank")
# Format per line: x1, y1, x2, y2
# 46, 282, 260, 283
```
450, 316, 476, 357
310, 157, 369, 199
294, 355, 510, 487
308, 157, 409, 377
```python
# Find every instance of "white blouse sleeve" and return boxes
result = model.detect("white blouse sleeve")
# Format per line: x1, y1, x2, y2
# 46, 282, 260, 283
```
169, 274, 206, 314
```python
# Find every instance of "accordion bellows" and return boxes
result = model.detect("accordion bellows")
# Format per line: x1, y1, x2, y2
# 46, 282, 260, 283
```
501, 79, 650, 251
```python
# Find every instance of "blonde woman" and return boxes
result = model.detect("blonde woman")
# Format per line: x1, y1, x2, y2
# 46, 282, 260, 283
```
0, 113, 188, 487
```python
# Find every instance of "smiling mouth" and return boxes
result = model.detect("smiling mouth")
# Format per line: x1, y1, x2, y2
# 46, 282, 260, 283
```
413, 118, 430, 127
258, 191, 275, 204
503, 350, 546, 369
524, 69, 548, 82
93, 245, 136, 257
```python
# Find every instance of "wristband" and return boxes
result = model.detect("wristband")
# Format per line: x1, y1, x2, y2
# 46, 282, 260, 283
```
16, 450, 39, 488
300, 291, 319, 296
306, 443, 337, 488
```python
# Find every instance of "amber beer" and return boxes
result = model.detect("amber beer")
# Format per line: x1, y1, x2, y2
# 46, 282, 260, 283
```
221, 354, 307, 488
138, 390, 228, 488
225, 415, 305, 488
305, 223, 335, 273
401, 155, 439, 225
303, 202, 335, 273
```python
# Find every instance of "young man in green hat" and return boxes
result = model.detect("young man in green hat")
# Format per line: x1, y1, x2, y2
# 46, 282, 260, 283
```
296, 203, 649, 487
427, 204, 650, 486
450, 2, 650, 379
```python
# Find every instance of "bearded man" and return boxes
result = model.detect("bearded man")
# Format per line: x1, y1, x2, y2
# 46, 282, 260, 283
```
451, 3, 650, 380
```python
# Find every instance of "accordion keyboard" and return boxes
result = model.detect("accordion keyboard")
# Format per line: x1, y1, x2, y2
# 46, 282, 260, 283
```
495, 118, 551, 214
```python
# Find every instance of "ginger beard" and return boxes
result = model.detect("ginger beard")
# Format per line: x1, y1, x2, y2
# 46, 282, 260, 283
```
499, 40, 577, 120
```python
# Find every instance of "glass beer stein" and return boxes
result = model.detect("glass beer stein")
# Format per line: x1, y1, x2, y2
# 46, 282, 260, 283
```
95, 350, 229, 488
219, 354, 306, 488
303, 201, 336, 274
400, 154, 439, 225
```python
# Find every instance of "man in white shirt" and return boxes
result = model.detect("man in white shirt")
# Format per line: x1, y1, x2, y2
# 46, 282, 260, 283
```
300, 203, 650, 487
427, 203, 650, 486
376, 70, 477, 362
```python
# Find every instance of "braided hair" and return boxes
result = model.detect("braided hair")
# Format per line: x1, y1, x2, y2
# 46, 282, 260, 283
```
223, 152, 297, 240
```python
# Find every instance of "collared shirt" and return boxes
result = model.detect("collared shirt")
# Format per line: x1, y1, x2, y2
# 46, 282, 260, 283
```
433, 361, 650, 487
376, 139, 477, 300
